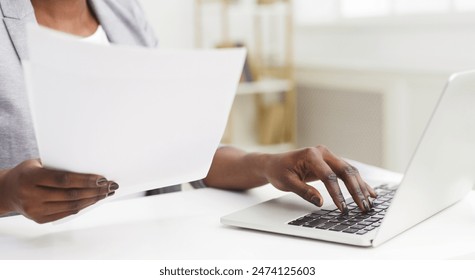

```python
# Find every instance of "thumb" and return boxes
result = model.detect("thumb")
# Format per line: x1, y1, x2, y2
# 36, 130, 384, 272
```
281, 177, 324, 207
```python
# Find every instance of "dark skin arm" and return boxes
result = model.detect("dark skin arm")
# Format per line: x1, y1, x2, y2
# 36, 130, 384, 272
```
0, 160, 118, 224
0, 0, 112, 224
204, 145, 377, 213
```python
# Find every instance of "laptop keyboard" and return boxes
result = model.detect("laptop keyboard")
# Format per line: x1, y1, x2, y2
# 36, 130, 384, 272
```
288, 184, 397, 235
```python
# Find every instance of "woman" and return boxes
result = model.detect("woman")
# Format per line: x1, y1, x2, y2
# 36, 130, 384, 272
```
0, 0, 376, 224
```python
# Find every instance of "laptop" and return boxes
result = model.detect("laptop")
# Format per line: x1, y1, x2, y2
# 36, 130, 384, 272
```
221, 70, 475, 247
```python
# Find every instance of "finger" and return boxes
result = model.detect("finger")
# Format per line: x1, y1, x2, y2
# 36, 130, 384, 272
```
285, 176, 324, 207
339, 167, 369, 212
355, 175, 378, 207
305, 149, 348, 213
346, 164, 373, 211
365, 182, 378, 198
42, 194, 108, 216
346, 164, 377, 207
311, 162, 348, 213
31, 168, 108, 189
321, 153, 369, 212
37, 185, 113, 202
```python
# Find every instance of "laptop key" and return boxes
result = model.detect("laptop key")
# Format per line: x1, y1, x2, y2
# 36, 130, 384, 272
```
368, 211, 380, 217
342, 228, 359, 234
305, 214, 323, 220
315, 222, 338, 229
334, 216, 349, 222
341, 220, 358, 226
288, 217, 313, 226
288, 220, 307, 226
297, 217, 314, 223
303, 219, 327, 227
320, 215, 334, 220
312, 210, 330, 216
327, 212, 341, 217
350, 225, 366, 230
329, 225, 349, 232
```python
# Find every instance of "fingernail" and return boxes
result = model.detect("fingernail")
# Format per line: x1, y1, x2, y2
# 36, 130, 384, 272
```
368, 198, 373, 208
311, 196, 322, 207
108, 182, 119, 192
363, 200, 370, 212
341, 201, 349, 214
96, 177, 108, 186
107, 191, 115, 197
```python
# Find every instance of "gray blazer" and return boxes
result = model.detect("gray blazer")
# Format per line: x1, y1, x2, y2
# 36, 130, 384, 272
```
0, 0, 158, 169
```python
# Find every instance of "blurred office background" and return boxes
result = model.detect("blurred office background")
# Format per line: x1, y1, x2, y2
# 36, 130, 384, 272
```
138, 0, 475, 173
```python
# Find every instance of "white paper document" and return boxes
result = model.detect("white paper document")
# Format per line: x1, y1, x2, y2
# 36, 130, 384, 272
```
24, 25, 246, 197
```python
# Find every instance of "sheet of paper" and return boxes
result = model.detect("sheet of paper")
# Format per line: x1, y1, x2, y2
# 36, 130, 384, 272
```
24, 25, 246, 197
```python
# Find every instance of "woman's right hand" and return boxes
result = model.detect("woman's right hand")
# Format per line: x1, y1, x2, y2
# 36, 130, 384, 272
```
0, 159, 117, 224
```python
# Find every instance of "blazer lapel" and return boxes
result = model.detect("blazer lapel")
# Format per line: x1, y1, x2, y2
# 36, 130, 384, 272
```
88, 0, 140, 46
1, 0, 36, 60
2, 0, 143, 60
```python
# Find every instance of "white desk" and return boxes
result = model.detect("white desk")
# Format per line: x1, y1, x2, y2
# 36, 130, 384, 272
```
1, 181, 475, 259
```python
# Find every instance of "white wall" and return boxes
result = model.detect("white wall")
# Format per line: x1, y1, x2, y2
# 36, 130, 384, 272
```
137, 2, 475, 171
138, 1, 475, 68
293, 15, 475, 171
294, 15, 475, 74
138, 0, 194, 49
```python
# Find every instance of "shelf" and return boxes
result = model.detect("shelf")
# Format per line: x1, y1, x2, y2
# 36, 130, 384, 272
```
237, 78, 292, 95
196, 0, 295, 145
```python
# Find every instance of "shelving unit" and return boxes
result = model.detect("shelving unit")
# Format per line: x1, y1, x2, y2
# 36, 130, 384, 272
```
195, 0, 296, 146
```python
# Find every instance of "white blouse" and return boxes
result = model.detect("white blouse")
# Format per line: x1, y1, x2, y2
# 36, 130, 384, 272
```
82, 25, 110, 45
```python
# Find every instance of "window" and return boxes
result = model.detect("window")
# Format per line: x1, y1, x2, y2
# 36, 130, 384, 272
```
294, 0, 475, 24
454, 0, 475, 11
393, 0, 450, 14
294, 0, 338, 24
340, 0, 390, 18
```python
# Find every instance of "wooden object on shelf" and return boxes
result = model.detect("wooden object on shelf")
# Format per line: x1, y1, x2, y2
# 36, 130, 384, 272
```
215, 41, 257, 144
195, 0, 295, 146
257, 0, 281, 5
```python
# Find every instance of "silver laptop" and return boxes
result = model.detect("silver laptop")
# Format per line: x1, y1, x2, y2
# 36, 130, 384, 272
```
221, 70, 475, 247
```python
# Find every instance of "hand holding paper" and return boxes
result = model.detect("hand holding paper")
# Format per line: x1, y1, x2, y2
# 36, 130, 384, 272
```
0, 159, 118, 223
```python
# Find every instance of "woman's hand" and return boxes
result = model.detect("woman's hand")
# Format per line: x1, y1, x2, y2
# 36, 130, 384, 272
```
0, 159, 117, 223
205, 145, 377, 213
263, 145, 377, 213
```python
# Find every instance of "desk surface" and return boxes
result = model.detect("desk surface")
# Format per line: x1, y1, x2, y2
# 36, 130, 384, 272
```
1, 190, 474, 259
1, 164, 475, 260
